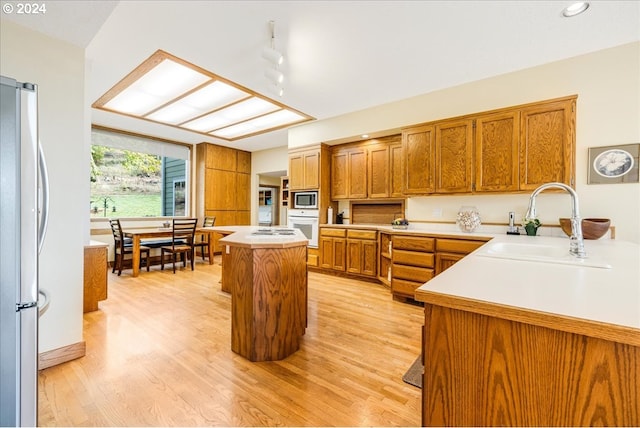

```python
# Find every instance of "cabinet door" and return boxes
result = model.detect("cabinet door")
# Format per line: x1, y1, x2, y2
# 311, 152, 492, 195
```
361, 240, 377, 277
320, 236, 334, 269
435, 119, 473, 193
368, 144, 390, 198
389, 143, 404, 198
435, 252, 465, 275
475, 111, 520, 192
331, 150, 348, 199
346, 239, 362, 274
519, 98, 575, 190
332, 238, 346, 271
348, 149, 367, 199
303, 151, 320, 189
205, 169, 236, 210
236, 150, 251, 173
402, 125, 435, 194
236, 173, 251, 210
289, 153, 305, 190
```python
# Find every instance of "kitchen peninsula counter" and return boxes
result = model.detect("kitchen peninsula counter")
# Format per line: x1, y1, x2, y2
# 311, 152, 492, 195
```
413, 235, 639, 426
212, 226, 308, 362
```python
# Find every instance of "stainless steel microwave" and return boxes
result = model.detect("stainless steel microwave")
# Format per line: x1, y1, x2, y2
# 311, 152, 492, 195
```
293, 191, 318, 209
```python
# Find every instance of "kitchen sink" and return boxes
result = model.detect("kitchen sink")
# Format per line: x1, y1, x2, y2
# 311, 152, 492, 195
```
476, 241, 612, 269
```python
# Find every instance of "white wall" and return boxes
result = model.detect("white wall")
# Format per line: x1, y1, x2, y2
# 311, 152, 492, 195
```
290, 42, 640, 243
251, 146, 288, 225
1, 21, 88, 352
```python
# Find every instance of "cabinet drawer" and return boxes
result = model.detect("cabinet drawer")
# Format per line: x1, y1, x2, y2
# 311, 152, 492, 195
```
347, 229, 377, 240
436, 238, 486, 254
392, 278, 427, 297
392, 263, 434, 282
321, 228, 347, 238
393, 235, 435, 252
392, 249, 434, 268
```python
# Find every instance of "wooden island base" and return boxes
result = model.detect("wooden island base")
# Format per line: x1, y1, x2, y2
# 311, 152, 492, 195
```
215, 226, 309, 362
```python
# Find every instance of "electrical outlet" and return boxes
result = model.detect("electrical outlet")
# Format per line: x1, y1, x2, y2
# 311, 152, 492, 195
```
432, 208, 442, 218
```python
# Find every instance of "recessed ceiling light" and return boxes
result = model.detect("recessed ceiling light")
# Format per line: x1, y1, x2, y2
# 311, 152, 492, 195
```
92, 50, 313, 141
562, 2, 590, 17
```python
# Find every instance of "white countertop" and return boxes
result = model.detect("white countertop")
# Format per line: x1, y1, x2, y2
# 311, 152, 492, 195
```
207, 226, 309, 248
415, 234, 640, 343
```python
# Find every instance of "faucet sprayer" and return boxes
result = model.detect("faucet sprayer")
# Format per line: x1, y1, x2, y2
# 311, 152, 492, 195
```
524, 182, 586, 258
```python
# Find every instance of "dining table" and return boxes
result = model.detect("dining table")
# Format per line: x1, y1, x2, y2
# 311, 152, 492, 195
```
123, 227, 216, 277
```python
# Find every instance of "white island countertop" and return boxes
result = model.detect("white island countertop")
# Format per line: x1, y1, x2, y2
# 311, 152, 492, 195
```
414, 234, 640, 347
205, 225, 309, 249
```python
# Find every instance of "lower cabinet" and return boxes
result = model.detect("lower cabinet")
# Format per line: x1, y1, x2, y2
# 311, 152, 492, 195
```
391, 235, 435, 300
346, 229, 377, 277
435, 238, 487, 274
84, 242, 108, 313
320, 228, 346, 271
320, 227, 377, 278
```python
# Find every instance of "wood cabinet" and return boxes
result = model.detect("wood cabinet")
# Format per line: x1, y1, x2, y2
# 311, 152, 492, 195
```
320, 227, 377, 278
402, 125, 435, 194
378, 232, 392, 286
389, 142, 404, 198
84, 242, 108, 313
345, 229, 377, 277
519, 98, 575, 190
196, 143, 251, 253
421, 304, 639, 426
319, 228, 347, 271
435, 119, 474, 193
474, 110, 520, 192
391, 235, 435, 300
435, 238, 487, 274
289, 147, 320, 190
402, 96, 576, 196
331, 135, 402, 201
331, 146, 367, 199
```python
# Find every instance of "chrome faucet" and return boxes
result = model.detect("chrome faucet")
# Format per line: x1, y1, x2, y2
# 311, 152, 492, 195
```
524, 182, 586, 258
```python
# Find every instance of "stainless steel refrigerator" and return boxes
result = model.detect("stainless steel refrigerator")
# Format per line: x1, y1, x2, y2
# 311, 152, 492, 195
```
1, 75, 50, 427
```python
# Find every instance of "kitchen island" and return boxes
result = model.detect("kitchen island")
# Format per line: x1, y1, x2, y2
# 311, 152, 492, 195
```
212, 226, 309, 362
414, 234, 639, 426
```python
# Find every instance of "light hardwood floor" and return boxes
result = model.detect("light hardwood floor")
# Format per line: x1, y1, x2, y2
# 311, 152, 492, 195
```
38, 257, 423, 426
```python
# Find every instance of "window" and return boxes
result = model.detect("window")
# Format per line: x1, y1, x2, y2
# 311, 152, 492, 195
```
90, 127, 190, 218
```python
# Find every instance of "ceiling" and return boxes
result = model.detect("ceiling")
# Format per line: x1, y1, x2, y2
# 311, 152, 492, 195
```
3, 0, 639, 152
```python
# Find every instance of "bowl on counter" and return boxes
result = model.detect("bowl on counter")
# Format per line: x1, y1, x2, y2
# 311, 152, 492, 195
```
559, 218, 610, 240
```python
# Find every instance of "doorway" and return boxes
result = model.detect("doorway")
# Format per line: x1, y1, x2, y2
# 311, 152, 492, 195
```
258, 185, 279, 226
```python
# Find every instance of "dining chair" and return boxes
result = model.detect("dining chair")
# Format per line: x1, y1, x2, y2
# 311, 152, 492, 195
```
193, 216, 216, 261
160, 218, 198, 273
109, 219, 151, 276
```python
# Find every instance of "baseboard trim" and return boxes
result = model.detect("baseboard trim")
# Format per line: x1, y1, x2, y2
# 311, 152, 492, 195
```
39, 341, 86, 370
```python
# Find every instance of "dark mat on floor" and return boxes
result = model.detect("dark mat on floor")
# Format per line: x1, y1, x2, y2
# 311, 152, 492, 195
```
402, 355, 423, 388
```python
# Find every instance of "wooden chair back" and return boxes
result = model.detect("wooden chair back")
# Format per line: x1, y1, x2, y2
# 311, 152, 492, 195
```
203, 216, 216, 227
171, 218, 198, 249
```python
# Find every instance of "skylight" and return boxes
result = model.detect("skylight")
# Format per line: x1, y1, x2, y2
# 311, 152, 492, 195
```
92, 50, 314, 141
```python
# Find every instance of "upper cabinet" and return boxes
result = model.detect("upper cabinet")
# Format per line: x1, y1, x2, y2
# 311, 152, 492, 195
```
289, 147, 320, 190
435, 119, 474, 193
332, 146, 367, 199
519, 98, 575, 190
402, 125, 435, 194
331, 135, 402, 200
474, 110, 520, 192
402, 95, 576, 195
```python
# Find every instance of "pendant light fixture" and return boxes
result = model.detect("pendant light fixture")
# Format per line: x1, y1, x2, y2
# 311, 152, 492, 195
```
263, 20, 284, 96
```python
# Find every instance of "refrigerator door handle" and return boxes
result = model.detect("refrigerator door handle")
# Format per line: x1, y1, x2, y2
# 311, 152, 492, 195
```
38, 141, 49, 254
38, 288, 50, 316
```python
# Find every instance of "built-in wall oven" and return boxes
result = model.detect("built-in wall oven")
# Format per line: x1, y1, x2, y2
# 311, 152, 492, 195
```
288, 209, 319, 248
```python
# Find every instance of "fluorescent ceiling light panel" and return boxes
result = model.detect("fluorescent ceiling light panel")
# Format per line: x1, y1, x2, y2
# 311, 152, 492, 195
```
212, 109, 306, 139
146, 81, 249, 124
92, 50, 314, 141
